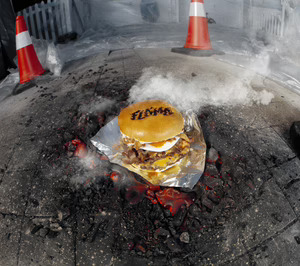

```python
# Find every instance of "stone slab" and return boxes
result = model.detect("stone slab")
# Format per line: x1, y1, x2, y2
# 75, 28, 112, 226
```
271, 125, 292, 147
270, 157, 300, 188
233, 179, 296, 250
0, 117, 24, 145
243, 127, 296, 168
7, 140, 42, 171
25, 168, 67, 216
225, 105, 269, 131
76, 213, 118, 266
21, 95, 77, 140
282, 178, 300, 218
0, 144, 14, 171
235, 170, 273, 208
249, 170, 272, 190
194, 223, 246, 265
223, 254, 251, 266
76, 234, 114, 266
20, 102, 66, 138
258, 102, 300, 129
113, 256, 155, 266
18, 218, 74, 266
0, 214, 22, 265
121, 49, 147, 76
0, 170, 33, 215
200, 106, 266, 173
250, 221, 300, 266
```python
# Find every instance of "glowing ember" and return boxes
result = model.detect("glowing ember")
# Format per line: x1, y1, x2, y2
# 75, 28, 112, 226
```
65, 140, 196, 215
109, 172, 193, 215
110, 172, 120, 183
72, 139, 88, 158
145, 185, 160, 205
156, 188, 195, 216
65, 138, 88, 158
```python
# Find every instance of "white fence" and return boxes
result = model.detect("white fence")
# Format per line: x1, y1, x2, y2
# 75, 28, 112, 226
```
17, 0, 72, 43
248, 6, 285, 37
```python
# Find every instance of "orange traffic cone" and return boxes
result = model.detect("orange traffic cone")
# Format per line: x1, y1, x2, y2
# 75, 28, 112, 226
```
184, 0, 212, 50
16, 16, 45, 84
171, 0, 223, 56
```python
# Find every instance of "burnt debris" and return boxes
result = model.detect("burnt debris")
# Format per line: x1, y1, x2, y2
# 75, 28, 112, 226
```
17, 65, 263, 265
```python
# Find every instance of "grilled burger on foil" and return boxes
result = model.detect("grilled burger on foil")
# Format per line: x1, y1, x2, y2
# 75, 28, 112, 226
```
118, 100, 191, 174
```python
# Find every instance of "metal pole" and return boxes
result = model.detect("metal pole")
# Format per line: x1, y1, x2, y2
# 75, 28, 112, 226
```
280, 1, 285, 37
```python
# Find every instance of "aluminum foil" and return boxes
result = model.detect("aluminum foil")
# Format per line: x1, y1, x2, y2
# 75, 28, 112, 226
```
91, 110, 206, 189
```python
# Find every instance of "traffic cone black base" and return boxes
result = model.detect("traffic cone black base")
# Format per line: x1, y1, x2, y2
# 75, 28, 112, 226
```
12, 80, 36, 95
171, 47, 224, 57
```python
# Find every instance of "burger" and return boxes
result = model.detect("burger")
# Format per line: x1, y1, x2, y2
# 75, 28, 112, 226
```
118, 100, 191, 178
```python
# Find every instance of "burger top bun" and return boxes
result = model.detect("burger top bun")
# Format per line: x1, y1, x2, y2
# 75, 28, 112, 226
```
118, 100, 184, 143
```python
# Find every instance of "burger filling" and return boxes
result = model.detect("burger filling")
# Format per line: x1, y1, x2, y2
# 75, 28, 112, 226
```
121, 133, 191, 171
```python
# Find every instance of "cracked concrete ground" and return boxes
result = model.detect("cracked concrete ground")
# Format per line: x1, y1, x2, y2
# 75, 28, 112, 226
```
0, 48, 300, 265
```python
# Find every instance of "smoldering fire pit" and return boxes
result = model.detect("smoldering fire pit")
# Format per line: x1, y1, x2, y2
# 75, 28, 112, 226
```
31, 100, 257, 265
62, 139, 234, 254
60, 110, 239, 259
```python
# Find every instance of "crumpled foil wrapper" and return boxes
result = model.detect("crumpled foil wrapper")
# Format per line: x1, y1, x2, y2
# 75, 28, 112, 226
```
91, 110, 206, 189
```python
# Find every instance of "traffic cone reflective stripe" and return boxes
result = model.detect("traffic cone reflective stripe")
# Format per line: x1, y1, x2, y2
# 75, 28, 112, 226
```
16, 16, 45, 84
16, 31, 33, 50
184, 0, 212, 50
189, 1, 206, 17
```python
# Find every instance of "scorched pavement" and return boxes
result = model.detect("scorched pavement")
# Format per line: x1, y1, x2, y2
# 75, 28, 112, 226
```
0, 48, 300, 265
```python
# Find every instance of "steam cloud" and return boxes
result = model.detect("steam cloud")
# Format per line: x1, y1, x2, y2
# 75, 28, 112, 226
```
70, 153, 110, 187
128, 67, 274, 112
79, 96, 115, 114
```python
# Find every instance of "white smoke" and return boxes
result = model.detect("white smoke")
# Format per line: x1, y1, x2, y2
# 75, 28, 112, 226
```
79, 96, 115, 114
70, 152, 110, 187
128, 67, 274, 113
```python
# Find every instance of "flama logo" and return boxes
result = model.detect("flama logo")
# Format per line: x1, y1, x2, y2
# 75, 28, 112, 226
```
131, 107, 174, 120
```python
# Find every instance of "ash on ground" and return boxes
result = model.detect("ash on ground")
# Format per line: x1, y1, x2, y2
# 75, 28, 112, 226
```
31, 99, 259, 265
15, 60, 283, 265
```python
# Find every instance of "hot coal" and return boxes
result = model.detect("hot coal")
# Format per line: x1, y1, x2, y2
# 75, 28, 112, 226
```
39, 127, 254, 264
48, 139, 249, 263
27, 71, 260, 264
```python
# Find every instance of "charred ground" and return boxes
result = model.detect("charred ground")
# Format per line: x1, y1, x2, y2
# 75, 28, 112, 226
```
0, 49, 300, 265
